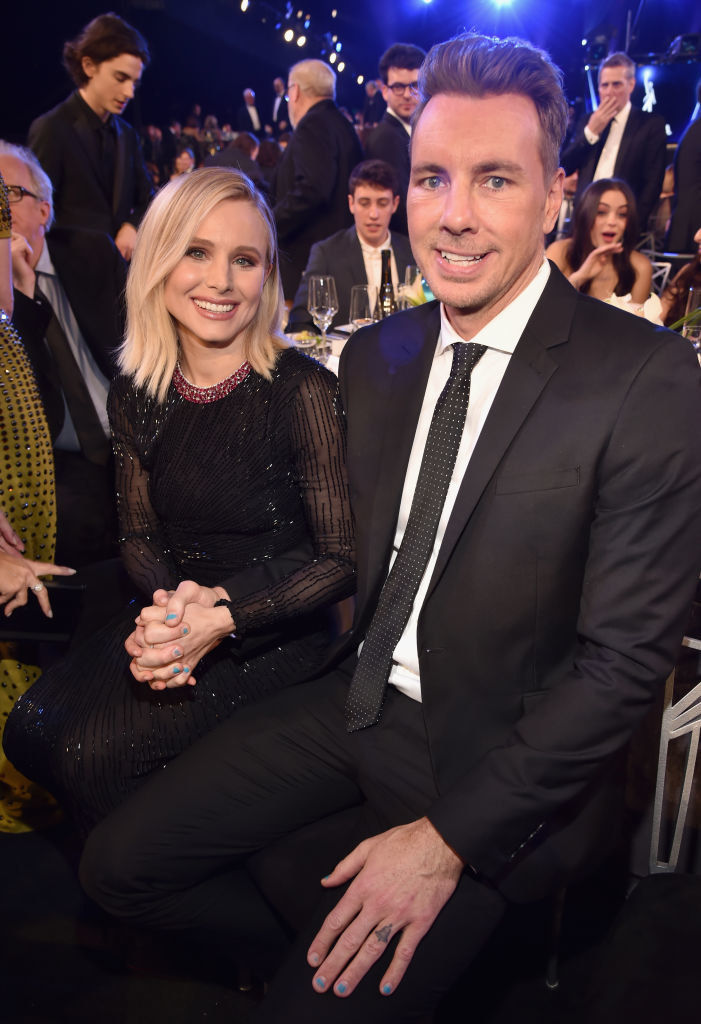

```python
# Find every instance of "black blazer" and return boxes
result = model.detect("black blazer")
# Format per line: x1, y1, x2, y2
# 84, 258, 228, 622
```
666, 117, 701, 254
287, 225, 414, 331
273, 99, 363, 299
28, 92, 154, 237
337, 265, 701, 899
271, 95, 289, 135
11, 227, 126, 441
364, 112, 411, 235
561, 106, 667, 232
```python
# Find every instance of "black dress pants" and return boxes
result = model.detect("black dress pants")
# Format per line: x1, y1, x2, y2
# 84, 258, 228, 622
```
80, 664, 506, 1022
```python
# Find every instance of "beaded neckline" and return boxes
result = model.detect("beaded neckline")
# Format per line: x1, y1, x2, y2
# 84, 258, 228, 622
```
173, 361, 252, 404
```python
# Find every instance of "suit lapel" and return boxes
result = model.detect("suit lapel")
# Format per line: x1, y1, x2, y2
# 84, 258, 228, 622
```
425, 266, 576, 599
112, 118, 128, 223
70, 111, 110, 203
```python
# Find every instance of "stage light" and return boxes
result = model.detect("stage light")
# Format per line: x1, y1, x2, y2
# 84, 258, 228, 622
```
581, 39, 587, 46
284, 27, 294, 41
297, 35, 306, 46
304, 18, 310, 28
332, 34, 337, 42
296, 8, 302, 16
337, 61, 345, 72
331, 9, 337, 16
357, 74, 364, 84
329, 52, 337, 63
336, 42, 342, 52
240, 0, 249, 9
492, 0, 512, 6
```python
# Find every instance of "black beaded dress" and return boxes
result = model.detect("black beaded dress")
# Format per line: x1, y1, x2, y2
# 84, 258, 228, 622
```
3, 347, 355, 832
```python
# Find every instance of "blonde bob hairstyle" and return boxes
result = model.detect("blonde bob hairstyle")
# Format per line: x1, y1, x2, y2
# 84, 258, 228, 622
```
120, 167, 287, 402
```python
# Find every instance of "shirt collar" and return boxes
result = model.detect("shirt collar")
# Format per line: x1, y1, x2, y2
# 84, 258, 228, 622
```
386, 107, 412, 136
438, 258, 550, 356
34, 237, 54, 277
613, 101, 632, 130
74, 89, 113, 131
357, 229, 392, 255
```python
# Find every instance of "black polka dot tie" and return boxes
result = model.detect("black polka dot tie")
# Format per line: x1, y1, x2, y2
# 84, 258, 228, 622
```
345, 341, 487, 732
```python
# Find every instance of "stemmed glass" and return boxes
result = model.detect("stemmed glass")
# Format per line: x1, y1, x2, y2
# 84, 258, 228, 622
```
349, 285, 376, 332
683, 286, 701, 363
307, 275, 339, 360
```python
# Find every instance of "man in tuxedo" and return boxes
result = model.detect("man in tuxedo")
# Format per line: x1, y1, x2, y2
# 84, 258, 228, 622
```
1, 142, 125, 569
237, 89, 263, 134
81, 33, 701, 1023
287, 159, 414, 331
268, 77, 289, 137
561, 51, 666, 236
272, 59, 363, 299
365, 43, 426, 235
28, 12, 153, 262
666, 82, 701, 254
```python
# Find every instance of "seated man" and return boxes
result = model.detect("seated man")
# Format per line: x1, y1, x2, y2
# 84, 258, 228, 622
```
1, 142, 126, 569
287, 159, 414, 331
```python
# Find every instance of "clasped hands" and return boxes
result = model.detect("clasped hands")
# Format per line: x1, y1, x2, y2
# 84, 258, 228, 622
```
126, 580, 235, 690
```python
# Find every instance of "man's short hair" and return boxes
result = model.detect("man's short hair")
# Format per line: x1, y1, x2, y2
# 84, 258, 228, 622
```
233, 132, 259, 157
0, 140, 54, 228
414, 33, 568, 182
378, 43, 426, 84
348, 159, 399, 197
289, 59, 336, 101
598, 52, 636, 82
63, 13, 150, 87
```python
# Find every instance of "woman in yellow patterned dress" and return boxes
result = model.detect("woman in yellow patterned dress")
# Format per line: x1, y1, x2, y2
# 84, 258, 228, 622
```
0, 170, 73, 831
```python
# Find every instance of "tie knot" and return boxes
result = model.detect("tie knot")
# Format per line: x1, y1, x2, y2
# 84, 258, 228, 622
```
451, 342, 487, 380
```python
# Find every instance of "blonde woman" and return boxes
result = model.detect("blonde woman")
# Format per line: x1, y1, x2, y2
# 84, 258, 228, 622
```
4, 168, 354, 832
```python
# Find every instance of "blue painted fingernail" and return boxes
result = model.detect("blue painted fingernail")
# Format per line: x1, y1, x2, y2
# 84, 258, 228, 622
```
382, 983, 392, 995
183, 666, 190, 673
166, 613, 177, 621
173, 648, 182, 657
172, 666, 182, 674
336, 981, 347, 994
315, 976, 326, 990
309, 952, 319, 965
182, 626, 189, 635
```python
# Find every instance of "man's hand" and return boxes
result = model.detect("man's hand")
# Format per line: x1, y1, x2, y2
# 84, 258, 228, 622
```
307, 817, 464, 999
114, 222, 138, 261
125, 580, 234, 690
10, 232, 36, 297
587, 95, 619, 137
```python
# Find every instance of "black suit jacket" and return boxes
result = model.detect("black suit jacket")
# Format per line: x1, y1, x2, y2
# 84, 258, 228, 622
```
236, 105, 263, 135
561, 106, 667, 233
364, 112, 411, 235
271, 95, 289, 135
337, 265, 701, 898
273, 99, 363, 299
203, 146, 267, 193
28, 92, 154, 237
286, 226, 414, 331
666, 117, 701, 254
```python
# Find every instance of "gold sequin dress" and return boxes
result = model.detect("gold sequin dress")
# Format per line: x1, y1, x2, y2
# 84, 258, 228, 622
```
0, 171, 60, 832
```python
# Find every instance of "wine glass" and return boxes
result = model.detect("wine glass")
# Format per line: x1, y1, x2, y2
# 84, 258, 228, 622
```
307, 275, 339, 360
349, 285, 376, 332
683, 286, 701, 363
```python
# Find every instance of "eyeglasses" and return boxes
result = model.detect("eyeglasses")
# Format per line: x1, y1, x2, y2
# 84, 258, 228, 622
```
386, 82, 419, 97
6, 184, 41, 203
285, 81, 298, 102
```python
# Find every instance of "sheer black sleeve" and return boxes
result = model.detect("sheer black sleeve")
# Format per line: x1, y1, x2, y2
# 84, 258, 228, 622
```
222, 365, 355, 635
108, 377, 181, 596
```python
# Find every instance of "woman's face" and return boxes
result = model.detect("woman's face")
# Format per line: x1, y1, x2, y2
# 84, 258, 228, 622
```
694, 226, 701, 255
164, 198, 269, 355
590, 189, 628, 249
175, 150, 194, 174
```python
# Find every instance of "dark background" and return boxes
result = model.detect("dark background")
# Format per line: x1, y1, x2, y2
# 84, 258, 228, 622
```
3, 0, 701, 142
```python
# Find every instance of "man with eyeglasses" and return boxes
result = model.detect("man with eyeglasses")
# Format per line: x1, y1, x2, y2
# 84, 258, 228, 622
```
365, 44, 426, 235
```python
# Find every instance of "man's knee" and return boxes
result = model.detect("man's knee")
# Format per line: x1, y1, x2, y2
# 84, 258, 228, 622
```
79, 817, 153, 921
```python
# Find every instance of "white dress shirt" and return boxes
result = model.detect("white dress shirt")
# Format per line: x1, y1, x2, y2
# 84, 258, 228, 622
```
586, 101, 632, 181
385, 259, 551, 701
357, 231, 399, 303
35, 242, 111, 450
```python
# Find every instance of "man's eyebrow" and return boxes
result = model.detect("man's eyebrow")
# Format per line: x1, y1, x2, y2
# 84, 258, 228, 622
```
411, 162, 446, 176
411, 160, 526, 177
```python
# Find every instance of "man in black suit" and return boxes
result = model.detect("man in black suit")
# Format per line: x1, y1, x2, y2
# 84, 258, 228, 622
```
1, 142, 125, 569
273, 58, 363, 298
666, 83, 701, 254
287, 159, 414, 331
28, 13, 154, 261
237, 89, 263, 135
268, 77, 289, 137
561, 51, 666, 236
365, 44, 426, 235
82, 34, 701, 1023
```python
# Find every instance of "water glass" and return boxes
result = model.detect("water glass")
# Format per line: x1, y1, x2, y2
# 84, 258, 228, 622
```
349, 285, 376, 331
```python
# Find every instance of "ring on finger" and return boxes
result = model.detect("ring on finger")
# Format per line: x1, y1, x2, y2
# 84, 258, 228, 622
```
31, 583, 44, 592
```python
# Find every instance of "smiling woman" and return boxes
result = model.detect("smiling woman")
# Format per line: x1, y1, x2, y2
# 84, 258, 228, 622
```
3, 168, 356, 833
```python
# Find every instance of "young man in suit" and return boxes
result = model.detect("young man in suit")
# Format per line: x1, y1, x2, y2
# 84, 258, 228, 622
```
365, 43, 426, 235
81, 33, 701, 1023
561, 51, 667, 237
28, 12, 154, 261
1, 142, 125, 568
287, 159, 414, 331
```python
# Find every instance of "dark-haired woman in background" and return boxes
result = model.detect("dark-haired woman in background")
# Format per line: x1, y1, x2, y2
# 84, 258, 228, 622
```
661, 226, 701, 327
547, 177, 652, 305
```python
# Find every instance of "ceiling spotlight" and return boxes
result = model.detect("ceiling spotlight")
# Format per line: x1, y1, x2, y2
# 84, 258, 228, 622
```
331, 8, 337, 16
240, 0, 249, 9
337, 61, 345, 72
297, 35, 306, 46
284, 27, 294, 41
357, 74, 364, 84
329, 52, 337, 63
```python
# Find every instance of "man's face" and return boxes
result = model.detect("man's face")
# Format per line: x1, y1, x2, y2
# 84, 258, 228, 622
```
381, 66, 420, 122
273, 78, 285, 96
408, 92, 562, 339
81, 53, 143, 121
597, 66, 635, 114
0, 153, 50, 264
349, 184, 399, 246
244, 89, 255, 106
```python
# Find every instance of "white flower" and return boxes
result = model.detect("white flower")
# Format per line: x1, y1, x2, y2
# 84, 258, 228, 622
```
604, 292, 663, 325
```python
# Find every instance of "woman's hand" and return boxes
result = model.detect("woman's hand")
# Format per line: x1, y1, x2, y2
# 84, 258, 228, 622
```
0, 552, 76, 618
125, 581, 235, 690
569, 242, 622, 290
0, 509, 24, 556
